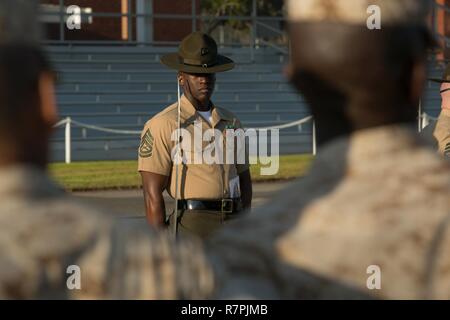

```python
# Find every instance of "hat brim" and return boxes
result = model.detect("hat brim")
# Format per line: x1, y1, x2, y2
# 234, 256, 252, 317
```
160, 53, 234, 73
428, 78, 450, 84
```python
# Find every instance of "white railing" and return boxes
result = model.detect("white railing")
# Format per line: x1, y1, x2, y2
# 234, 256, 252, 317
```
54, 116, 317, 164
420, 112, 439, 130
54, 113, 442, 164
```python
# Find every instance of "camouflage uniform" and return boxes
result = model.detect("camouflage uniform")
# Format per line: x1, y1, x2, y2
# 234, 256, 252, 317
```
0, 166, 213, 299
433, 110, 450, 156
0, 0, 214, 300
206, 0, 446, 300
208, 125, 450, 299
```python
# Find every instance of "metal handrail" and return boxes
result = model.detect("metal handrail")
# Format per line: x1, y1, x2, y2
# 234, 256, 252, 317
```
42, 40, 282, 49
254, 20, 288, 55
255, 21, 285, 37
40, 0, 288, 61
40, 10, 285, 21
256, 38, 288, 55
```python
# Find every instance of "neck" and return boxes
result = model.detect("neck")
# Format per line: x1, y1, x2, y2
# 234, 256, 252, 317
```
193, 100, 211, 112
0, 142, 48, 170
184, 93, 211, 112
0, 158, 46, 170
312, 110, 352, 146
312, 101, 416, 146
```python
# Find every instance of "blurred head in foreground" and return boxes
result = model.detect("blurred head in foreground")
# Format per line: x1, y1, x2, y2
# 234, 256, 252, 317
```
0, 0, 57, 168
286, 0, 434, 145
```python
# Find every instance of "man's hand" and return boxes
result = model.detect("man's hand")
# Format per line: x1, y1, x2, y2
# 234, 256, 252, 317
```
140, 171, 170, 228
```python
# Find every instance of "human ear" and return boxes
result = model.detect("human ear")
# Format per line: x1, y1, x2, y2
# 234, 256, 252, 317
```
178, 72, 184, 86
410, 59, 426, 106
38, 72, 59, 127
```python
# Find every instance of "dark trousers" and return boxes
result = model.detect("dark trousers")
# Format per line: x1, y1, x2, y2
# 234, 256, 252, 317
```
168, 209, 240, 240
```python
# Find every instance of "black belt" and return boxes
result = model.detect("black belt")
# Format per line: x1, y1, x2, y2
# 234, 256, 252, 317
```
177, 198, 243, 214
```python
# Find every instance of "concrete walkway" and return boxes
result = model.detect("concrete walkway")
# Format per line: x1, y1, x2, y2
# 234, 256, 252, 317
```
72, 181, 293, 220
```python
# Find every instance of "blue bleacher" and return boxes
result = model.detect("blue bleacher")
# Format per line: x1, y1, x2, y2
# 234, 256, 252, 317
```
47, 45, 441, 162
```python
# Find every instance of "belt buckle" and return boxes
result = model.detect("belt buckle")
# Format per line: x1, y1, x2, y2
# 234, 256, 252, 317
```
221, 199, 233, 214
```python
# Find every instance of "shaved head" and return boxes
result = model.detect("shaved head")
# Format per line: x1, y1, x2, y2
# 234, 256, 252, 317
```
0, 45, 55, 167
287, 22, 432, 144
0, 0, 55, 167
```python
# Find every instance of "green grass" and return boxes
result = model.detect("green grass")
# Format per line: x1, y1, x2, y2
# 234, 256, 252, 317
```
49, 154, 314, 191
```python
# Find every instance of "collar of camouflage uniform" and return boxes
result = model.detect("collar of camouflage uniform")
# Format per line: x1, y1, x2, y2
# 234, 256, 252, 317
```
0, 165, 63, 198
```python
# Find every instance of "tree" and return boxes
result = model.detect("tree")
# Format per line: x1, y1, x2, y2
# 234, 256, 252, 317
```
200, 0, 283, 34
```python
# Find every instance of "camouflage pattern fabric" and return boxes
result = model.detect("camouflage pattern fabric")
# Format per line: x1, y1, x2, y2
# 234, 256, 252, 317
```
208, 125, 450, 299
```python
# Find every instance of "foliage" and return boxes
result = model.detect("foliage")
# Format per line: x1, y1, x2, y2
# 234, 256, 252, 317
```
200, 0, 283, 33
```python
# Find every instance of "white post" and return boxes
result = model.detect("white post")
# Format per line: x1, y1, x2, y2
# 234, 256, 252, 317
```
65, 117, 72, 164
422, 113, 429, 131
312, 119, 317, 156
418, 99, 422, 132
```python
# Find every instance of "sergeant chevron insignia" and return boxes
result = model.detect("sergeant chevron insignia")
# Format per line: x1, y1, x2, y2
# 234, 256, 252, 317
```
444, 142, 450, 157
139, 129, 154, 158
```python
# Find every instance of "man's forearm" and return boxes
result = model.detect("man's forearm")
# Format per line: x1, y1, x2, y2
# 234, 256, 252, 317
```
144, 192, 166, 227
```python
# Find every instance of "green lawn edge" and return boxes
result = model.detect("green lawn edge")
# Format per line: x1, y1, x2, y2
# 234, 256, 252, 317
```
49, 154, 314, 192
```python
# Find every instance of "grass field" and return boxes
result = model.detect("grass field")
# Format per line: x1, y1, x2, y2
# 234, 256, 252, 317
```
49, 154, 314, 191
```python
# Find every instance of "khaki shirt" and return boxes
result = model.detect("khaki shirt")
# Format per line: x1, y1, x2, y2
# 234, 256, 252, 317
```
208, 124, 450, 299
138, 95, 249, 200
0, 165, 213, 299
433, 109, 450, 156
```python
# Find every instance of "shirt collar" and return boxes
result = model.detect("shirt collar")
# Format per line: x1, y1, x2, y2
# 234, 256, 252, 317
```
180, 94, 233, 127
310, 124, 432, 178
0, 165, 63, 200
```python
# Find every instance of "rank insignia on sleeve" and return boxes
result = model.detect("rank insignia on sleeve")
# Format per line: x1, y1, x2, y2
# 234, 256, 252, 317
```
445, 142, 450, 158
139, 129, 154, 158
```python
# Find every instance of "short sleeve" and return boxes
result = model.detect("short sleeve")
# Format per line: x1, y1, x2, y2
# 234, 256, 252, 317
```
234, 118, 250, 174
433, 109, 450, 156
138, 117, 175, 176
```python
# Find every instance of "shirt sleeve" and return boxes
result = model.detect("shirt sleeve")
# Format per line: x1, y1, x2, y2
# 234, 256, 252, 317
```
433, 109, 450, 156
138, 117, 175, 176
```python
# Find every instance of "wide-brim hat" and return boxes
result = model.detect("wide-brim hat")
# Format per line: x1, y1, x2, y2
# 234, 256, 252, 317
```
429, 64, 450, 83
161, 32, 234, 74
